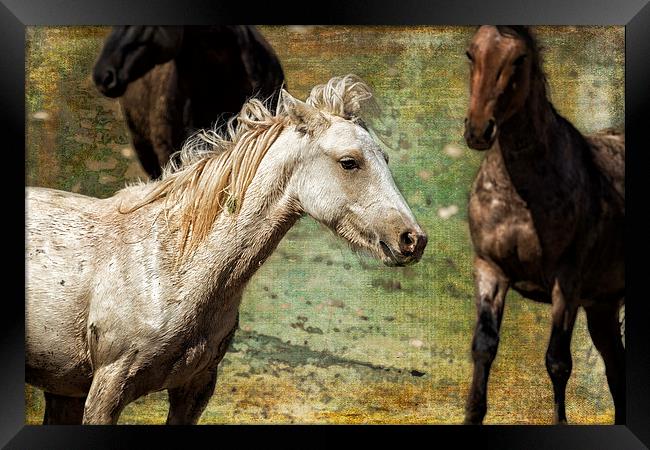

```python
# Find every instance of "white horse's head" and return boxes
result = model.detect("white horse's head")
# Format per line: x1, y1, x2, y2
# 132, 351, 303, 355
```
280, 76, 427, 266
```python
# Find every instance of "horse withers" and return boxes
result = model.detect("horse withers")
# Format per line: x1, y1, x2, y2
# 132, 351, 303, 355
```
26, 75, 427, 425
463, 26, 625, 424
92, 26, 285, 179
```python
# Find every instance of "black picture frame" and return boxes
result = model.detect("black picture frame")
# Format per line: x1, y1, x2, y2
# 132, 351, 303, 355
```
3, 0, 649, 448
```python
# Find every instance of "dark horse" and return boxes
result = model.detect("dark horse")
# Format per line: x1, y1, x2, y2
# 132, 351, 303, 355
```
463, 26, 625, 424
93, 26, 285, 178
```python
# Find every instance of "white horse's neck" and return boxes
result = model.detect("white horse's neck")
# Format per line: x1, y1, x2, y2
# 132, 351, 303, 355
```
186, 128, 306, 302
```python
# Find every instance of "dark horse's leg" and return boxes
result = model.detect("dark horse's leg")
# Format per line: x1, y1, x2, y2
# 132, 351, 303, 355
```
131, 135, 162, 180
585, 302, 626, 424
43, 392, 86, 424
464, 257, 509, 424
122, 107, 162, 179
546, 279, 578, 424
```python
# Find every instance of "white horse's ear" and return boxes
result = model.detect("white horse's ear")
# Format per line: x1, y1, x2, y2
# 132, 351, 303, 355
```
280, 89, 329, 135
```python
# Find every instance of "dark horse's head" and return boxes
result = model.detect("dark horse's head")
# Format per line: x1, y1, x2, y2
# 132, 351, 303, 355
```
464, 26, 544, 150
93, 26, 184, 98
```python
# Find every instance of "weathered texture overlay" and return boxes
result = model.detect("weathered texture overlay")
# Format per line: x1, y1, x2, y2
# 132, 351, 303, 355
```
25, 26, 624, 424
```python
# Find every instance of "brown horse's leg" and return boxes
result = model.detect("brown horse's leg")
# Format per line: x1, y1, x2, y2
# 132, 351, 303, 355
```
166, 368, 218, 425
546, 279, 578, 424
465, 257, 509, 424
585, 302, 626, 424
43, 392, 86, 425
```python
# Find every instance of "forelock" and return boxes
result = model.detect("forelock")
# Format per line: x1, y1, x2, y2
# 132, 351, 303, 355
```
306, 74, 377, 121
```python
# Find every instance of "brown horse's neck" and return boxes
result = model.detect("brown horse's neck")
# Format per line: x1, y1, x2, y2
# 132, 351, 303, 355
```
171, 27, 283, 133
498, 76, 556, 157
497, 73, 589, 185
493, 69, 595, 238
173, 27, 254, 128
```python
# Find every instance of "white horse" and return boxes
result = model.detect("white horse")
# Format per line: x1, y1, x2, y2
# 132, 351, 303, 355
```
26, 75, 428, 425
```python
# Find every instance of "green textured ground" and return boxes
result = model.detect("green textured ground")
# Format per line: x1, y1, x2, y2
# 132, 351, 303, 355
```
25, 26, 624, 424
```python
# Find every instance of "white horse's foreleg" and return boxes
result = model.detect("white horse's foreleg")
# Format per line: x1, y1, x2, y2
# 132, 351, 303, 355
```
166, 368, 218, 425
82, 362, 133, 424
166, 315, 239, 425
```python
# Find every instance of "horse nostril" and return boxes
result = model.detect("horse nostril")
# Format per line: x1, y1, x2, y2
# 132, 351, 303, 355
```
483, 119, 496, 142
464, 118, 472, 136
415, 232, 428, 257
103, 68, 117, 89
399, 231, 417, 256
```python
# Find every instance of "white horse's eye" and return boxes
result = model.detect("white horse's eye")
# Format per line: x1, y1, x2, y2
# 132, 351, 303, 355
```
339, 157, 359, 171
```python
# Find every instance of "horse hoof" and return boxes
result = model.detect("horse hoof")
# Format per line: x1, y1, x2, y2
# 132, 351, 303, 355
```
463, 416, 484, 425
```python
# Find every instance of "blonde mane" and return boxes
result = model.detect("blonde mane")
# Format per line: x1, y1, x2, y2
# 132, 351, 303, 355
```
120, 74, 374, 258
306, 74, 375, 120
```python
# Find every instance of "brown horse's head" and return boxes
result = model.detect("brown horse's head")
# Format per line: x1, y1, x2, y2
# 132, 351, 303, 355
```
464, 26, 539, 150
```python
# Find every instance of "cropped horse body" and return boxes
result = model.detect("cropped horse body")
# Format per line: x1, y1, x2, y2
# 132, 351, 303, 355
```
463, 26, 624, 424
93, 26, 285, 179
26, 76, 427, 425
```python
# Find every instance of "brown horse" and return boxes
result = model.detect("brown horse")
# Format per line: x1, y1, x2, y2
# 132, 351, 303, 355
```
463, 26, 624, 424
93, 26, 285, 179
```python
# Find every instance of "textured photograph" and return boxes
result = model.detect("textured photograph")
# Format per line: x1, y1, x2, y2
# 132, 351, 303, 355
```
25, 25, 624, 424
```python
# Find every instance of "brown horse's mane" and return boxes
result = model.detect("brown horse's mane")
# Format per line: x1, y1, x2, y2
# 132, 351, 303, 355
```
493, 26, 623, 203
494, 26, 558, 139
495, 26, 538, 52
496, 26, 549, 98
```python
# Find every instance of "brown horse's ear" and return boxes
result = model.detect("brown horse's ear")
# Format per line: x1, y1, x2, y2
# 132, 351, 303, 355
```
280, 89, 329, 136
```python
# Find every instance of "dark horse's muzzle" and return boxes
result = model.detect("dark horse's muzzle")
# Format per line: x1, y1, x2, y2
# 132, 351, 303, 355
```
464, 117, 498, 150
93, 64, 126, 98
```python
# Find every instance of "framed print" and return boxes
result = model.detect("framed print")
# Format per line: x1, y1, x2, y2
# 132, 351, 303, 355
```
3, 0, 650, 448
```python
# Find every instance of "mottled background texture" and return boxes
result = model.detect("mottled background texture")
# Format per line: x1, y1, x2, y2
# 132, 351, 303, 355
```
25, 26, 624, 424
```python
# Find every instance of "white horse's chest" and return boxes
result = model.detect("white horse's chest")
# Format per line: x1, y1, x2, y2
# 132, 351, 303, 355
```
88, 251, 242, 384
